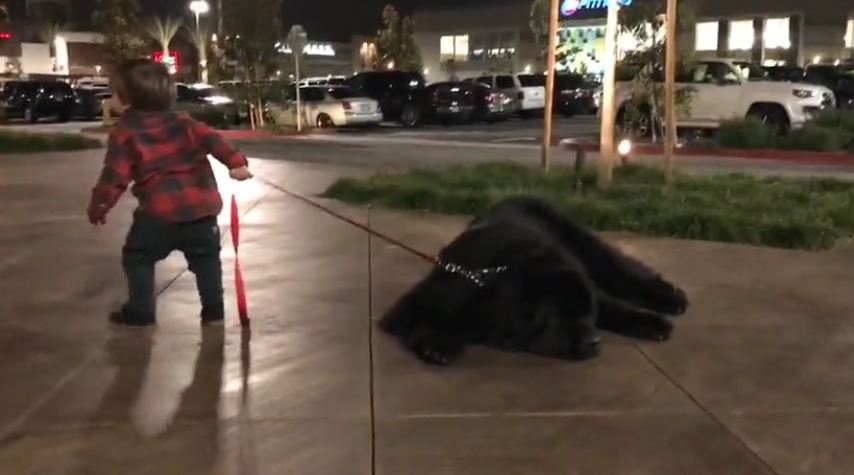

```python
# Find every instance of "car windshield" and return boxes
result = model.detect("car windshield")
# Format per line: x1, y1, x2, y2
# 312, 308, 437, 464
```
326, 87, 361, 99
517, 74, 545, 87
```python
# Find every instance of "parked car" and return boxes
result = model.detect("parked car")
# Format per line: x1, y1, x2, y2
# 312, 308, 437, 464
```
297, 76, 347, 86
615, 59, 835, 135
267, 86, 382, 128
472, 73, 546, 117
72, 86, 111, 121
553, 73, 601, 116
347, 70, 427, 127
0, 80, 75, 123
420, 81, 513, 124
804, 64, 854, 109
175, 83, 242, 127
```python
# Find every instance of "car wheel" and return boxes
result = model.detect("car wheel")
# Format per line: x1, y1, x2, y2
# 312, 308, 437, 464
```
24, 106, 37, 123
57, 110, 71, 123
316, 113, 335, 129
401, 105, 420, 128
747, 104, 790, 136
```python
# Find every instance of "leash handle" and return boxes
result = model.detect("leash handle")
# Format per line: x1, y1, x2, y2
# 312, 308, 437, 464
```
231, 195, 249, 326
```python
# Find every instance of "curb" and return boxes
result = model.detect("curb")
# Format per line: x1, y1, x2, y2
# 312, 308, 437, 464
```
558, 139, 854, 165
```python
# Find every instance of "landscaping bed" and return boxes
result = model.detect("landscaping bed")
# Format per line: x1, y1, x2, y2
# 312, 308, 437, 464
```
324, 162, 854, 251
0, 130, 102, 153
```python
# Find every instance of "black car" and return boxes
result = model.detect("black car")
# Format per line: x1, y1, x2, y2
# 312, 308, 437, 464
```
553, 73, 601, 117
347, 70, 427, 127
0, 80, 75, 123
421, 81, 514, 124
804, 65, 854, 109
72, 86, 112, 121
762, 65, 805, 83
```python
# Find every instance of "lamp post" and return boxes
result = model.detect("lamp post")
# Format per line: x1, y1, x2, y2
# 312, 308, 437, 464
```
189, 0, 210, 83
189, 0, 210, 30
288, 25, 308, 132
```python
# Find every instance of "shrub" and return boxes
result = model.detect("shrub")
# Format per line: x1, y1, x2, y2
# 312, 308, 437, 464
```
778, 125, 853, 152
812, 109, 854, 134
324, 163, 854, 250
717, 118, 776, 149
0, 131, 102, 153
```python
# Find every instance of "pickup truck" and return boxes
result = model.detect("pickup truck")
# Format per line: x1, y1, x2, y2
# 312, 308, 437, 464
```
615, 59, 835, 135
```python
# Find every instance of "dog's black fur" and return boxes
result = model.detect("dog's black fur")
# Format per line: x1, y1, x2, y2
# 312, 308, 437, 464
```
380, 197, 689, 365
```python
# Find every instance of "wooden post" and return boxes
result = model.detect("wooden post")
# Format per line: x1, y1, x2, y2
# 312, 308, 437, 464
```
540, 0, 560, 172
664, 0, 678, 184
597, 0, 620, 188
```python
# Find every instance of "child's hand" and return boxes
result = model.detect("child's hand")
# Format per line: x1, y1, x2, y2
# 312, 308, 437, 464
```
87, 202, 108, 226
230, 166, 253, 181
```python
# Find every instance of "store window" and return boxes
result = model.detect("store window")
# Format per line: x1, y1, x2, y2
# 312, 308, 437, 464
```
728, 20, 754, 51
695, 21, 719, 51
440, 34, 469, 62
763, 17, 790, 49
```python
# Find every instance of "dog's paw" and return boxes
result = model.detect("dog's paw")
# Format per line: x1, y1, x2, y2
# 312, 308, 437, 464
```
416, 345, 460, 366
646, 279, 689, 316
637, 317, 674, 342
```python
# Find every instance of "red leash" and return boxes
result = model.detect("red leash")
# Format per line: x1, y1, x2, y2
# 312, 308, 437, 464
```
230, 195, 249, 326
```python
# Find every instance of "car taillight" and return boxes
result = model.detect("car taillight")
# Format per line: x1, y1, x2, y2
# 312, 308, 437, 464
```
342, 101, 352, 110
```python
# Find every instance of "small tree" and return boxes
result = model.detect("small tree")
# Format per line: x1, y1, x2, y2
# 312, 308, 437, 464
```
94, 0, 147, 67
618, 0, 695, 142
529, 0, 549, 60
144, 16, 182, 61
221, 0, 282, 126
375, 5, 422, 72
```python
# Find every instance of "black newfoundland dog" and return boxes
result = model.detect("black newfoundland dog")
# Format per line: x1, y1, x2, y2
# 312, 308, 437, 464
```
380, 197, 689, 365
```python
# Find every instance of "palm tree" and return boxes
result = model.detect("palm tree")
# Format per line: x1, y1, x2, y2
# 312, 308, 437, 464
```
143, 16, 182, 61
184, 25, 209, 83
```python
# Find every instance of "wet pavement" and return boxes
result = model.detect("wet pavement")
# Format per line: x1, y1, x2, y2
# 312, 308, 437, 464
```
1, 150, 854, 474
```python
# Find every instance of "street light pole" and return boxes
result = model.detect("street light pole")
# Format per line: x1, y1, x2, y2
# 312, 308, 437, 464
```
288, 25, 308, 132
189, 1, 210, 82
597, 0, 620, 188
540, 0, 560, 172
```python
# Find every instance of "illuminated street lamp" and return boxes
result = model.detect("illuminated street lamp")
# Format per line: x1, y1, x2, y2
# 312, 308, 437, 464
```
189, 0, 210, 83
189, 1, 210, 30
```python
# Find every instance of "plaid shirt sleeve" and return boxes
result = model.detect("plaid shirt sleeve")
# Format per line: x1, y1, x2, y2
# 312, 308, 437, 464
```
90, 128, 136, 213
186, 116, 249, 169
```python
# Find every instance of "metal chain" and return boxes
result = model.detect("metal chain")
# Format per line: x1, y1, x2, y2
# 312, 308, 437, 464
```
437, 260, 509, 287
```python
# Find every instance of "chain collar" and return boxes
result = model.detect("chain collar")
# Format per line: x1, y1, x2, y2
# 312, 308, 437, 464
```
437, 260, 509, 287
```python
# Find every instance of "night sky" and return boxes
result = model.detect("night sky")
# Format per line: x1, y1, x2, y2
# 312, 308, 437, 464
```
137, 0, 495, 42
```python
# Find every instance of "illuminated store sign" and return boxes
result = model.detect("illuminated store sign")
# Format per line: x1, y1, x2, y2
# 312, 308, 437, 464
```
560, 0, 633, 18
276, 42, 336, 57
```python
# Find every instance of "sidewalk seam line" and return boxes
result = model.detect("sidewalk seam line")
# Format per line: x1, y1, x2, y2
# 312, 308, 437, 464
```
634, 346, 781, 475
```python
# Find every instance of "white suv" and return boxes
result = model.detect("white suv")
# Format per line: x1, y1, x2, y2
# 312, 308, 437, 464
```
471, 73, 546, 117
615, 59, 835, 134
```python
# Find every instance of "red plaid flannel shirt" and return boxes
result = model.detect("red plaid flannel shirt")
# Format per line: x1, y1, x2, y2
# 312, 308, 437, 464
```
90, 110, 248, 223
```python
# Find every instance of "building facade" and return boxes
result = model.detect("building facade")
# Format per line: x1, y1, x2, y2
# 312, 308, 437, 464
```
414, 0, 854, 83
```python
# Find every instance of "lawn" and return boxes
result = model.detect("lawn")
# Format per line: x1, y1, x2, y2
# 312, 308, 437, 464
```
0, 130, 103, 153
324, 162, 854, 250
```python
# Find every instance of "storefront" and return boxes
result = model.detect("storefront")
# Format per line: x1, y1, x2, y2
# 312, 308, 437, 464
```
413, 0, 853, 84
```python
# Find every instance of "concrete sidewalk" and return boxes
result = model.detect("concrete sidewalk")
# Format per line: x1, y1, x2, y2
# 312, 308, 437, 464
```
1, 150, 853, 474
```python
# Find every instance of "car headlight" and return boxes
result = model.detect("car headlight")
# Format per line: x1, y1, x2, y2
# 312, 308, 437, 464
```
792, 89, 814, 99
